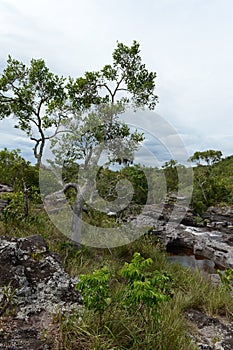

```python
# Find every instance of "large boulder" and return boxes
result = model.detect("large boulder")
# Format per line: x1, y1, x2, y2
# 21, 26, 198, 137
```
0, 235, 81, 349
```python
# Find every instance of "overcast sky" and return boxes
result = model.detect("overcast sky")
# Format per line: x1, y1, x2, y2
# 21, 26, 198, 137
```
0, 0, 233, 164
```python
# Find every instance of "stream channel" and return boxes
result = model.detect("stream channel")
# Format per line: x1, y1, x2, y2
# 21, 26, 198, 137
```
166, 226, 225, 274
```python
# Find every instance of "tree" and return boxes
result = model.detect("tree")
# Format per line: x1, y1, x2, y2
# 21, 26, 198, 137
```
41, 41, 158, 245
189, 150, 224, 212
49, 103, 145, 243
0, 148, 38, 190
0, 57, 67, 167
67, 40, 158, 109
189, 150, 222, 166
0, 41, 158, 168
162, 159, 179, 193
0, 148, 39, 220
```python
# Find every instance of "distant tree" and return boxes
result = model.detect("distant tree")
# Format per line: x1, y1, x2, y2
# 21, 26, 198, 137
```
162, 159, 179, 193
0, 148, 39, 219
189, 150, 225, 212
189, 150, 222, 166
0, 148, 38, 190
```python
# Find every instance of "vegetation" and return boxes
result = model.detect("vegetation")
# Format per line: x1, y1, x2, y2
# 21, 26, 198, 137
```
0, 41, 233, 349
0, 41, 158, 167
0, 208, 233, 349
0, 148, 232, 349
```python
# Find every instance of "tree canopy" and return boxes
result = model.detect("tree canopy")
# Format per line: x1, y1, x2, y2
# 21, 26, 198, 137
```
189, 150, 222, 166
0, 41, 158, 167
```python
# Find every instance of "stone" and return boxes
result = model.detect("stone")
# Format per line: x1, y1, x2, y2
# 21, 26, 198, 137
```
185, 309, 233, 350
0, 234, 82, 349
160, 225, 233, 269
0, 183, 13, 212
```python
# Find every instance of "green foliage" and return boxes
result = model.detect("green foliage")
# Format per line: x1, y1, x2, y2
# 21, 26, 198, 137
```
0, 148, 38, 190
2, 211, 233, 349
95, 165, 148, 206
120, 252, 171, 310
189, 150, 222, 166
217, 268, 233, 290
77, 252, 172, 324
162, 159, 179, 193
77, 267, 111, 316
0, 57, 67, 166
188, 149, 232, 213
67, 40, 158, 109
0, 41, 158, 166
1, 191, 26, 223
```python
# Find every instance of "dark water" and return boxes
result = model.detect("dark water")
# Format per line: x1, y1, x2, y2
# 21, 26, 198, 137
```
167, 254, 217, 274
167, 247, 223, 274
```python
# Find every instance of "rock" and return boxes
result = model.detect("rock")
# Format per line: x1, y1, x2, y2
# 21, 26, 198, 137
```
0, 184, 13, 193
203, 206, 233, 234
128, 204, 233, 269
0, 183, 13, 212
185, 309, 233, 350
159, 225, 233, 269
0, 235, 81, 349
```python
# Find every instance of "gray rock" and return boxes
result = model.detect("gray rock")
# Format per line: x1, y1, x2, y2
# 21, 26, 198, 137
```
185, 309, 233, 350
0, 235, 81, 320
0, 183, 13, 212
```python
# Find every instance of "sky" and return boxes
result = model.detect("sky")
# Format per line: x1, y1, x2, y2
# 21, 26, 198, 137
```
0, 0, 233, 165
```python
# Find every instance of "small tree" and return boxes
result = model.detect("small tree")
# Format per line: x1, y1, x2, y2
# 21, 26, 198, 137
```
189, 150, 224, 211
162, 159, 178, 193
0, 58, 67, 167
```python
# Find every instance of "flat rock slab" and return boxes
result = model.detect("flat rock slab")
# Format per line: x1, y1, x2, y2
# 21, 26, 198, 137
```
186, 309, 233, 350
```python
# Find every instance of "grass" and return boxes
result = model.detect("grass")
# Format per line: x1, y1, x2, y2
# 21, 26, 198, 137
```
1, 208, 233, 349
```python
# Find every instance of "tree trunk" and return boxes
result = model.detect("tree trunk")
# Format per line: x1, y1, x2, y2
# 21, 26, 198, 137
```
70, 194, 84, 245
23, 181, 29, 219
70, 181, 91, 247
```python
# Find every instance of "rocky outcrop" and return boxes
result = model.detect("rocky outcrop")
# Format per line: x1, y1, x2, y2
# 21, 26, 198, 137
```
0, 235, 81, 349
128, 203, 233, 269
157, 224, 233, 269
204, 206, 233, 234
186, 309, 233, 350
0, 184, 13, 212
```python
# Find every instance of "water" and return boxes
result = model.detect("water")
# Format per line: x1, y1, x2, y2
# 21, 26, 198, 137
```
184, 226, 223, 240
167, 254, 217, 274
167, 247, 223, 274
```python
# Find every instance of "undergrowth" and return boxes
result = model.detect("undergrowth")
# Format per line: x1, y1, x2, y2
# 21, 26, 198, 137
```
1, 209, 233, 349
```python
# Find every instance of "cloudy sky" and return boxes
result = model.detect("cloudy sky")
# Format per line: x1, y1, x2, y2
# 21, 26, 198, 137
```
0, 0, 233, 164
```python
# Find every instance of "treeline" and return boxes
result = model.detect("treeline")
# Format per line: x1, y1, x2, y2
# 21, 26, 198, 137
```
0, 147, 232, 226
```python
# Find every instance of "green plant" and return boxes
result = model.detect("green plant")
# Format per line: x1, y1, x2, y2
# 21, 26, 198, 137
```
1, 191, 25, 223
217, 268, 233, 290
76, 252, 172, 326
0, 284, 17, 317
120, 252, 172, 318
77, 266, 111, 318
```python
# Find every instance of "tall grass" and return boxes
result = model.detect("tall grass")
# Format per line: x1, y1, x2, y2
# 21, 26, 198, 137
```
1, 209, 232, 349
